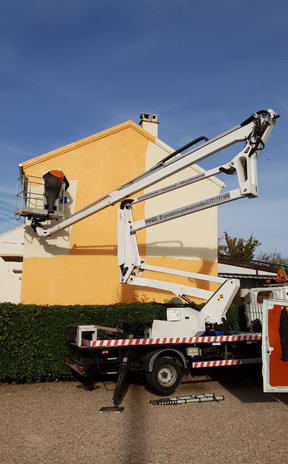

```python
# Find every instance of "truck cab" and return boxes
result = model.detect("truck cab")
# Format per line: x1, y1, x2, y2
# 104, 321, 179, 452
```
245, 286, 288, 331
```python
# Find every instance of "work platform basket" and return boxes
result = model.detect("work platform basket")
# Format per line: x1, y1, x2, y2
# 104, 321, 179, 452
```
15, 174, 66, 221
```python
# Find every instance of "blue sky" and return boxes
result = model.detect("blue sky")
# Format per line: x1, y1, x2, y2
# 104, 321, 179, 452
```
0, 0, 287, 257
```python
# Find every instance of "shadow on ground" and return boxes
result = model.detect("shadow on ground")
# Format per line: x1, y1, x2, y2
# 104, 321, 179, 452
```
202, 364, 288, 406
74, 363, 288, 410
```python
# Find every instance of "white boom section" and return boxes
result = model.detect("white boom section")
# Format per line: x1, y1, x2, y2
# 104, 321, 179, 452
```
35, 109, 278, 237
118, 197, 240, 337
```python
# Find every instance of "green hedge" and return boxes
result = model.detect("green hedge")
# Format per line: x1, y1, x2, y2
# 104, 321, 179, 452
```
0, 302, 244, 384
226, 304, 246, 332
0, 302, 167, 383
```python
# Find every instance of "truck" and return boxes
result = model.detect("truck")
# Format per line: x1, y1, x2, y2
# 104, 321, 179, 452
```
16, 109, 287, 411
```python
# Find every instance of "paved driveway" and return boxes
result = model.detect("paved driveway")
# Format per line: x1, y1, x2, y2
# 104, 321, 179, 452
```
1, 367, 288, 464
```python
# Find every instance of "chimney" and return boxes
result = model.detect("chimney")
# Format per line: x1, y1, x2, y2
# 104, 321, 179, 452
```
139, 113, 159, 137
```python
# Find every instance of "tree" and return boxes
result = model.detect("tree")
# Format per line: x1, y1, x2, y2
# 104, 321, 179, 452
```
218, 232, 261, 262
255, 250, 288, 266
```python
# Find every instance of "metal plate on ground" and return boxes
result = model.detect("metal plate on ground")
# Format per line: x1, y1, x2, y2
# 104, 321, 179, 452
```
99, 406, 124, 414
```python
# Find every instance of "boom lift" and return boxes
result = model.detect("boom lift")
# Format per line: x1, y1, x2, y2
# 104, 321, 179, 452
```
17, 109, 278, 336
16, 109, 281, 409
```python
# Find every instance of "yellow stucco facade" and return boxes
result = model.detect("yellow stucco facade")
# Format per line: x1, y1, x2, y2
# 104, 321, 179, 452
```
20, 119, 223, 305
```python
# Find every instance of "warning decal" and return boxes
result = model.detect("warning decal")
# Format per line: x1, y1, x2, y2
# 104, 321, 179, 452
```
276, 266, 287, 283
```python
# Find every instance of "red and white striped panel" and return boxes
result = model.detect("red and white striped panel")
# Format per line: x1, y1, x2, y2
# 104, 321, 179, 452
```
88, 333, 262, 348
192, 358, 262, 368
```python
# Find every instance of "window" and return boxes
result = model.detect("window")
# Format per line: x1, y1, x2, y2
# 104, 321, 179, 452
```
257, 291, 273, 304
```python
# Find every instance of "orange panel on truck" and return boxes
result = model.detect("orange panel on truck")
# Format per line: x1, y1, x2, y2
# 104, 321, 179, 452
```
263, 300, 288, 392
268, 304, 288, 387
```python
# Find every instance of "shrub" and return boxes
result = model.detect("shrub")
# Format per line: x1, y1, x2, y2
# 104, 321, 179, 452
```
226, 304, 246, 332
0, 302, 167, 383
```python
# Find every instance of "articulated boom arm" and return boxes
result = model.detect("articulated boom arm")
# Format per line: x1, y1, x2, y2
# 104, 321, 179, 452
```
27, 109, 278, 334
116, 109, 278, 321
35, 109, 278, 237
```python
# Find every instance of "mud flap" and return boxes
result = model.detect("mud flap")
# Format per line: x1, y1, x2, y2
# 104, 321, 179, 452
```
262, 299, 288, 392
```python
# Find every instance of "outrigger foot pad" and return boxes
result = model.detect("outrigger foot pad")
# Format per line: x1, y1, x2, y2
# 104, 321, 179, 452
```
99, 406, 124, 414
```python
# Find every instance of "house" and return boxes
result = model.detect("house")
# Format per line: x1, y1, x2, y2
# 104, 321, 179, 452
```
0, 226, 24, 303
18, 114, 224, 305
218, 257, 287, 304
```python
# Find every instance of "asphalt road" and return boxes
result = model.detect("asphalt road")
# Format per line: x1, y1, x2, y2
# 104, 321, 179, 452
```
1, 366, 288, 464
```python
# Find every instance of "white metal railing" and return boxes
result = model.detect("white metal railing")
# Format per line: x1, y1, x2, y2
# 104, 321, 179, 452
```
15, 175, 65, 221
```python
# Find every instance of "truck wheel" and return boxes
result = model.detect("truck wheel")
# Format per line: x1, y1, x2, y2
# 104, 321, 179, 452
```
146, 357, 182, 395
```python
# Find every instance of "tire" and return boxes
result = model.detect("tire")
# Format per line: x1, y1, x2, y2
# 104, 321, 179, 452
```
146, 357, 182, 395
